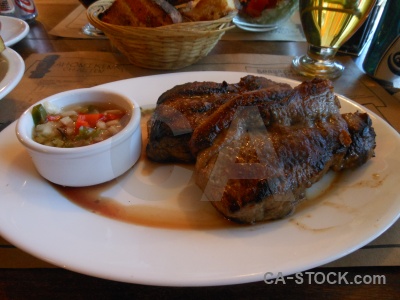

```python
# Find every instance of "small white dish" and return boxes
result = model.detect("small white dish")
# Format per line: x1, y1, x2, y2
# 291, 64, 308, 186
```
0, 15, 29, 46
0, 47, 25, 100
15, 88, 142, 187
234, 0, 298, 32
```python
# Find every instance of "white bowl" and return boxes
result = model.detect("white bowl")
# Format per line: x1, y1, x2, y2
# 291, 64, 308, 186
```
16, 88, 142, 187
234, 0, 298, 32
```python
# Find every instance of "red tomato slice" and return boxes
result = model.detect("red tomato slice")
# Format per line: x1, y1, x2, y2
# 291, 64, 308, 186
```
75, 114, 104, 133
103, 113, 124, 122
243, 0, 279, 18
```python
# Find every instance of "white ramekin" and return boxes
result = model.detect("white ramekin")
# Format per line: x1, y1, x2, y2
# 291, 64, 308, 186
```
16, 88, 142, 187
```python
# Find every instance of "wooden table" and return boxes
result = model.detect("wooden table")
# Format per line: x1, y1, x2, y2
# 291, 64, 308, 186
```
1, 1, 399, 299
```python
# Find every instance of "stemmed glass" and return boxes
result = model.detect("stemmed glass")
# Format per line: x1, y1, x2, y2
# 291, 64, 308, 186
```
292, 0, 377, 79
78, 0, 104, 37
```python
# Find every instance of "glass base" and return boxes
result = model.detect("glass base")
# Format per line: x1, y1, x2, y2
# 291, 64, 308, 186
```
81, 23, 104, 37
291, 54, 345, 79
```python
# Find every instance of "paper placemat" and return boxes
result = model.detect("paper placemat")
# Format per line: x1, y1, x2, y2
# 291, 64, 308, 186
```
48, 4, 107, 39
49, 4, 306, 42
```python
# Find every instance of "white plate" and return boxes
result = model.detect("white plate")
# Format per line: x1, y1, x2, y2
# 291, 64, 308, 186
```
0, 48, 24, 100
0, 72, 399, 287
0, 15, 29, 47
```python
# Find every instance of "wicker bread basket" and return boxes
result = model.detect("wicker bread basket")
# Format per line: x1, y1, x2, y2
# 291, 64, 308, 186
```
87, 0, 237, 70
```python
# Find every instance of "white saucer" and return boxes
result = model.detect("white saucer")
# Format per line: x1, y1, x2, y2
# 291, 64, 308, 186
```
233, 16, 279, 32
0, 15, 29, 46
0, 48, 25, 100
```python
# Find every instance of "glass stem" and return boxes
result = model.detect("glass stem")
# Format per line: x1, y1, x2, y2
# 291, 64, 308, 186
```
307, 45, 338, 62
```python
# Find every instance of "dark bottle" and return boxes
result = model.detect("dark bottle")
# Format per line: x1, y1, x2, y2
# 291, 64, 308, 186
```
363, 0, 400, 92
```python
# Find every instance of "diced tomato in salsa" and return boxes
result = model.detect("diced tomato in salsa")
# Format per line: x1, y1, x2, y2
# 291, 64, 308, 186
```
241, 0, 279, 18
75, 113, 103, 132
32, 103, 128, 148
104, 113, 125, 121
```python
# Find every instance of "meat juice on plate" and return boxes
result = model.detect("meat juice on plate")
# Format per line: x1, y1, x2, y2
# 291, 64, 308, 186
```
54, 110, 340, 230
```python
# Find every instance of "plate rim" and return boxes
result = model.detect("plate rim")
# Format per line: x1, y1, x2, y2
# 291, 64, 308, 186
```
0, 71, 399, 287
0, 15, 30, 47
0, 47, 25, 100
233, 16, 280, 28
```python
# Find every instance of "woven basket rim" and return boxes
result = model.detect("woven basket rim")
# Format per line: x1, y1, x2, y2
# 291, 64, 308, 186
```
87, 0, 237, 36
85, 0, 236, 70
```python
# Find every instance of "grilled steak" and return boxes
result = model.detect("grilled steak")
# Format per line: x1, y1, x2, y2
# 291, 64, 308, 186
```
146, 76, 376, 224
341, 112, 376, 169
192, 79, 376, 223
190, 77, 341, 156
146, 75, 293, 162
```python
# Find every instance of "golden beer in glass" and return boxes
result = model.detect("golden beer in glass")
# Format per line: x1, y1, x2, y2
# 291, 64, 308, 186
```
292, 0, 377, 78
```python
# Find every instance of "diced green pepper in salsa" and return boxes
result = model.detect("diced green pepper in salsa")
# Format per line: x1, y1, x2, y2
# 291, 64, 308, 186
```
32, 104, 48, 126
31, 103, 129, 148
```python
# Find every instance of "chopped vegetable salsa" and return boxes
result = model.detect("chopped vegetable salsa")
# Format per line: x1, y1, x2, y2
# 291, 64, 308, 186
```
32, 103, 129, 148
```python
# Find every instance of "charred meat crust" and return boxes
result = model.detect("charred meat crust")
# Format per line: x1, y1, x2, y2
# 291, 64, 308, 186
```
341, 112, 376, 169
156, 75, 293, 104
146, 75, 292, 162
146, 76, 377, 224
192, 79, 376, 224
156, 81, 233, 105
190, 78, 336, 156
195, 117, 353, 223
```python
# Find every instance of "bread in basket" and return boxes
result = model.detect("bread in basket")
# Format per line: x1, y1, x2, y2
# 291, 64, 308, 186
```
87, 0, 237, 70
